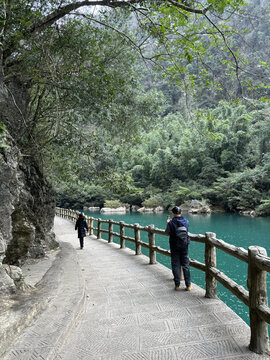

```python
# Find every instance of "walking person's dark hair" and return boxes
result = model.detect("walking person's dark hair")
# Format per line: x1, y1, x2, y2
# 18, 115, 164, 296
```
172, 206, 181, 215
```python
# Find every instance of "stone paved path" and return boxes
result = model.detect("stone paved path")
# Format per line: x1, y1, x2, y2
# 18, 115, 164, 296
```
3, 217, 269, 359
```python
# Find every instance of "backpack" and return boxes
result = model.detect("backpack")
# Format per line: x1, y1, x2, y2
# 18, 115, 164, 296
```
172, 222, 189, 248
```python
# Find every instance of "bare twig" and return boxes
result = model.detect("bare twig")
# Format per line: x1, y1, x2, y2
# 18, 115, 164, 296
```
204, 13, 243, 96
73, 12, 158, 63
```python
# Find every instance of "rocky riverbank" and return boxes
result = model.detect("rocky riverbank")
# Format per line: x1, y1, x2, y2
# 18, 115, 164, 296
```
83, 199, 261, 217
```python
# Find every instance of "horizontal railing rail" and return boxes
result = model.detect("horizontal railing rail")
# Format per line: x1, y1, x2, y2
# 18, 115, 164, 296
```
56, 207, 270, 354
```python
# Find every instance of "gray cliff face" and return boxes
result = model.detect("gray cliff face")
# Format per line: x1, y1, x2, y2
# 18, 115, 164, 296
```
0, 135, 57, 293
0, 76, 57, 294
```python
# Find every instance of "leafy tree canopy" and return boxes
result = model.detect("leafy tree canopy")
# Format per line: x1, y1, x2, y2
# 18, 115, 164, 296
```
1, 0, 269, 214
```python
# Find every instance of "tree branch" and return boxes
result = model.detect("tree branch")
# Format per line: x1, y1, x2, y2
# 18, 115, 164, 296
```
2, 0, 214, 64
29, 0, 145, 34
203, 13, 243, 96
167, 0, 211, 15
29, 0, 213, 36
74, 12, 155, 63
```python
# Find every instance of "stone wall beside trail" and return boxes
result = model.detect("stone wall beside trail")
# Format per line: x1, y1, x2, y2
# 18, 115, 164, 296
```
0, 133, 57, 294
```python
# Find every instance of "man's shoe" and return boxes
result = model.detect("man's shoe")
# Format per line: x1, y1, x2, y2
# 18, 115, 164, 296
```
175, 286, 181, 291
185, 285, 192, 291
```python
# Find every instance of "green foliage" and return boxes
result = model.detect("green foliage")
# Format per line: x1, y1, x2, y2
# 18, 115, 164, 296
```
1, 0, 269, 216
256, 200, 270, 216
119, 189, 143, 206
29, 16, 165, 190
207, 0, 246, 13
162, 180, 204, 208
204, 162, 270, 212
142, 194, 164, 208
112, 100, 270, 212
104, 200, 123, 208
56, 182, 112, 209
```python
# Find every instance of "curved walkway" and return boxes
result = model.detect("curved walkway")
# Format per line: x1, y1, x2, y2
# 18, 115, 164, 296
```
3, 217, 268, 359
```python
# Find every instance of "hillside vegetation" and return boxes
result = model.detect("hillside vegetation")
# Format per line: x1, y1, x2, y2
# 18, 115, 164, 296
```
54, 0, 270, 215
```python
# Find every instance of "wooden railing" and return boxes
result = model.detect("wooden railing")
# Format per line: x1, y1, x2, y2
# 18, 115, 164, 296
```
56, 207, 270, 355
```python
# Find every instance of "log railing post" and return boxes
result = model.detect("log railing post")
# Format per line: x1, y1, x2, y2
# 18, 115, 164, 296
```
148, 225, 156, 264
108, 219, 113, 243
97, 219, 102, 239
120, 222, 125, 248
89, 217, 94, 235
205, 232, 218, 299
248, 246, 269, 354
86, 216, 89, 232
134, 224, 141, 255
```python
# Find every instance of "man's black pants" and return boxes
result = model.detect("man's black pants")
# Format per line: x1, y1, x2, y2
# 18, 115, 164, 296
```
171, 248, 191, 287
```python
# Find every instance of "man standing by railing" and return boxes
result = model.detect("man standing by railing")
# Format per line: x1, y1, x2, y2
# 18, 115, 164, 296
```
165, 206, 192, 291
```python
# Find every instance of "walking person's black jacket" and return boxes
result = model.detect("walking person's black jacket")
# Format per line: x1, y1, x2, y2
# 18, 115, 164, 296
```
75, 214, 88, 249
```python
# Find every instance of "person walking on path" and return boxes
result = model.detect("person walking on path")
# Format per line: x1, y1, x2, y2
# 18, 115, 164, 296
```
165, 206, 192, 291
75, 213, 88, 249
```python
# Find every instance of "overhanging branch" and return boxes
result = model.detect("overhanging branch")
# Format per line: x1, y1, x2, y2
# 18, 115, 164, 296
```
30, 1, 146, 34
167, 0, 211, 15
29, 0, 213, 36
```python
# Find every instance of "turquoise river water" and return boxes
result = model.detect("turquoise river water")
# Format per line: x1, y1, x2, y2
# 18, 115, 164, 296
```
82, 210, 270, 327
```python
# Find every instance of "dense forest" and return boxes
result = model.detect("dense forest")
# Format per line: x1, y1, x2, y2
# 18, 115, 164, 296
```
1, 0, 269, 215
51, 0, 270, 215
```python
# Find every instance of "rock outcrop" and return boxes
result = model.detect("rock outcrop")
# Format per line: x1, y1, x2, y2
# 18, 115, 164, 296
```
100, 207, 126, 214
131, 205, 140, 212
137, 206, 165, 213
180, 200, 212, 214
0, 134, 57, 294
84, 206, 100, 212
239, 209, 256, 217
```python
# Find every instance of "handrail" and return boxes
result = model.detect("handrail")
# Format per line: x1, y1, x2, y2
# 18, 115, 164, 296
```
55, 207, 270, 354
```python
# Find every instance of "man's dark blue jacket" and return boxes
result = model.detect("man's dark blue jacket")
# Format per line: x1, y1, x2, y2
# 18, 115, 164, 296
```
165, 216, 189, 251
